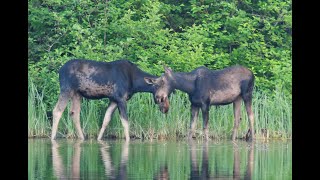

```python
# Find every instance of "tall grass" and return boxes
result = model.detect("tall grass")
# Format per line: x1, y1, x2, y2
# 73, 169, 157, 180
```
28, 80, 292, 140
28, 77, 50, 137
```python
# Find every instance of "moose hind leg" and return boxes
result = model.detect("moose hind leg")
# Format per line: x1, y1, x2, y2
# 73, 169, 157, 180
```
70, 93, 84, 140
188, 105, 200, 139
201, 104, 210, 141
51, 93, 69, 140
244, 98, 255, 141
232, 97, 242, 141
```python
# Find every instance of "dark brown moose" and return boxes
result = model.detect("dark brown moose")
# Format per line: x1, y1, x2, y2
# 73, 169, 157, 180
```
51, 59, 159, 141
145, 65, 255, 141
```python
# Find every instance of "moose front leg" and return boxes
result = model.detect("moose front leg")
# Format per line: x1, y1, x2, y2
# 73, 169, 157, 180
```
51, 94, 69, 140
97, 101, 118, 141
232, 97, 242, 141
118, 101, 130, 142
70, 93, 85, 140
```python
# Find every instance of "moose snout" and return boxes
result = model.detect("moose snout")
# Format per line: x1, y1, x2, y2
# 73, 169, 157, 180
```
158, 96, 169, 114
156, 95, 166, 104
161, 106, 169, 114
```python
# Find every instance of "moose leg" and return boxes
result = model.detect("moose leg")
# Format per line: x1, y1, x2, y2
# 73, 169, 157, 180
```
97, 101, 118, 141
70, 93, 85, 140
188, 105, 200, 139
51, 94, 69, 140
244, 99, 255, 141
118, 101, 130, 141
232, 97, 242, 141
201, 104, 210, 140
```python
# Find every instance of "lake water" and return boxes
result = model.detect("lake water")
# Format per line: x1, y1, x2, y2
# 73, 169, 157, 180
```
28, 139, 291, 179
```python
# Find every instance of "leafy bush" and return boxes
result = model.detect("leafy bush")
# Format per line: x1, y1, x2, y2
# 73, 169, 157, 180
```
29, 0, 291, 110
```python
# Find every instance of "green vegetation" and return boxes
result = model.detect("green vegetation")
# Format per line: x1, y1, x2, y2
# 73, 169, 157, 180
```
28, 0, 291, 139
28, 80, 291, 139
28, 77, 50, 137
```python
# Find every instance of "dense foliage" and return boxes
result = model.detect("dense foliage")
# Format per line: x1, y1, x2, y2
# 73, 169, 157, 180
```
28, 0, 291, 109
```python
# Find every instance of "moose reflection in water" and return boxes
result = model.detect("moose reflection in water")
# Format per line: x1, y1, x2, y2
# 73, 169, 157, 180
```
189, 141, 210, 179
100, 141, 171, 180
145, 65, 255, 141
52, 140, 171, 179
99, 141, 129, 179
233, 142, 254, 180
188, 140, 254, 180
153, 165, 170, 180
52, 140, 130, 179
51, 140, 82, 179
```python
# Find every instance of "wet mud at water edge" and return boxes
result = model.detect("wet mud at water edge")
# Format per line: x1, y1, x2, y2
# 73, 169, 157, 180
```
28, 139, 291, 179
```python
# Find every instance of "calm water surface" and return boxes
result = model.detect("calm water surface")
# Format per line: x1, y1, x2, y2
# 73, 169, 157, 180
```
28, 139, 291, 179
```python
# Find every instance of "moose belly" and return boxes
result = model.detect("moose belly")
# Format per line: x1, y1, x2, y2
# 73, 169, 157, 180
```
77, 78, 116, 99
209, 88, 240, 105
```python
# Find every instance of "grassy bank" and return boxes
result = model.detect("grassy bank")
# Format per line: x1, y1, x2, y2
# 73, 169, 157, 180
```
28, 79, 292, 140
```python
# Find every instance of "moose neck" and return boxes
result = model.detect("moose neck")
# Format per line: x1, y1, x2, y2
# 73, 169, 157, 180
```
132, 71, 156, 93
171, 72, 196, 94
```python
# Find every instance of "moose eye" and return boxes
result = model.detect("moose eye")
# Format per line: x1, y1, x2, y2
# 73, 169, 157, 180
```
159, 80, 164, 86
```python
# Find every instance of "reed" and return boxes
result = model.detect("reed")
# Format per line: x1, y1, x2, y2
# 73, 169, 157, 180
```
28, 77, 50, 137
28, 80, 292, 140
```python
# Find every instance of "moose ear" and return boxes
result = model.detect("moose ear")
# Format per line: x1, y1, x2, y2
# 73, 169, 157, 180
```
144, 77, 157, 85
163, 65, 173, 75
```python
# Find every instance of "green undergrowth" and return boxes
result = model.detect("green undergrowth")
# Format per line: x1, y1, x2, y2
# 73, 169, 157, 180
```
28, 80, 291, 140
